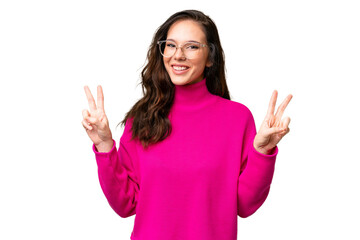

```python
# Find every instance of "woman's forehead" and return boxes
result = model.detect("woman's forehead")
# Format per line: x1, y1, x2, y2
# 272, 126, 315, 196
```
167, 19, 206, 43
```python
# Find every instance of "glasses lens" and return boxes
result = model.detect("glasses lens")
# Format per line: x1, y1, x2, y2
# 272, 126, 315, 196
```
183, 42, 200, 59
159, 41, 176, 58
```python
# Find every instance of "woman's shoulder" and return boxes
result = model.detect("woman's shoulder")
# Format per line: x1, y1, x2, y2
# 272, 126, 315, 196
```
213, 95, 253, 118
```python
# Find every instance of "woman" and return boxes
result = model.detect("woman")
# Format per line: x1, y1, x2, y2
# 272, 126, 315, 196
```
82, 9, 292, 240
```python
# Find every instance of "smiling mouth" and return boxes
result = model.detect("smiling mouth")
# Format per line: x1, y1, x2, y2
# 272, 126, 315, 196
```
171, 65, 190, 73
171, 65, 189, 71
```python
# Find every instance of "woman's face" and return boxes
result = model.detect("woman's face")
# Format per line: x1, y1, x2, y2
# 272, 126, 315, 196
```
163, 19, 212, 86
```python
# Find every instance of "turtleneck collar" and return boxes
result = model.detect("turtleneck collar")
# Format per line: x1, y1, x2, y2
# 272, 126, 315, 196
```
172, 77, 215, 110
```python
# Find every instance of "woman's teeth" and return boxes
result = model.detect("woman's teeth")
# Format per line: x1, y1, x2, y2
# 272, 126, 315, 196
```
173, 66, 189, 70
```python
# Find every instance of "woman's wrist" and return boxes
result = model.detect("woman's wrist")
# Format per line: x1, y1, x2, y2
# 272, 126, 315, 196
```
95, 139, 114, 153
254, 145, 275, 155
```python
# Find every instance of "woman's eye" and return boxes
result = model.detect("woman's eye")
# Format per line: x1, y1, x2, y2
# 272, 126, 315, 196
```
166, 43, 176, 48
186, 44, 199, 50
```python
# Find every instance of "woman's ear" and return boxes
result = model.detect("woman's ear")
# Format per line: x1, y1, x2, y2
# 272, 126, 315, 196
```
206, 43, 215, 67
206, 60, 213, 67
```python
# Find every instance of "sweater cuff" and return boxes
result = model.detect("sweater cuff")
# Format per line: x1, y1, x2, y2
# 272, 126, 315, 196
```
250, 144, 278, 160
92, 139, 117, 159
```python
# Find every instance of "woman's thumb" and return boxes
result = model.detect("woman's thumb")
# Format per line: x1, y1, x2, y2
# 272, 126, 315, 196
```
87, 116, 98, 125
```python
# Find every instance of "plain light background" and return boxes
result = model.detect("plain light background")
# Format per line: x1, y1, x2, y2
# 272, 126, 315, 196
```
1, 0, 359, 239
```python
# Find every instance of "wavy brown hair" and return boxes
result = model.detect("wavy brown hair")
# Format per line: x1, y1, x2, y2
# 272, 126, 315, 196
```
117, 9, 231, 149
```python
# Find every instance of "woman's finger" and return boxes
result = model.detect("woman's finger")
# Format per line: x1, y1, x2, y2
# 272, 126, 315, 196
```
85, 116, 98, 125
84, 86, 97, 112
266, 90, 278, 117
97, 85, 105, 112
274, 94, 292, 120
260, 125, 284, 138
281, 116, 291, 129
280, 127, 290, 137
82, 119, 92, 131
82, 109, 90, 118
87, 116, 106, 131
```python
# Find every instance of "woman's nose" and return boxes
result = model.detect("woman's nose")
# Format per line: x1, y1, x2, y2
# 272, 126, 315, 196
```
174, 47, 186, 60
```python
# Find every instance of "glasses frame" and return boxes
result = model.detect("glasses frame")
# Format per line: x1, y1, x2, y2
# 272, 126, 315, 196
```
157, 40, 208, 59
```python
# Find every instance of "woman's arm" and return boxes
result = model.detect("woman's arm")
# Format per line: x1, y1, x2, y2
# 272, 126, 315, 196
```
237, 109, 278, 218
93, 118, 140, 218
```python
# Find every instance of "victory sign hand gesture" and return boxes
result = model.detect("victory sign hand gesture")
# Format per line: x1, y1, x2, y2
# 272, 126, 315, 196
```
82, 85, 113, 150
253, 90, 293, 155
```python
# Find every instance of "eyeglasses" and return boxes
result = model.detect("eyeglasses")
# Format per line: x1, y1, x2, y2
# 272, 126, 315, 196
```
157, 40, 208, 59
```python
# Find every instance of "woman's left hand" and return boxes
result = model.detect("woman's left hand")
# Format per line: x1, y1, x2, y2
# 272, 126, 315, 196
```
253, 90, 293, 155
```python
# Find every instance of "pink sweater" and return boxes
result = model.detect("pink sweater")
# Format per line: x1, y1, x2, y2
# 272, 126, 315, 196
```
93, 77, 278, 240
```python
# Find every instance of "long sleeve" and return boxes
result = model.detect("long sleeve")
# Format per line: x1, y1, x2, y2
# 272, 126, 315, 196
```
237, 109, 279, 218
92, 118, 140, 218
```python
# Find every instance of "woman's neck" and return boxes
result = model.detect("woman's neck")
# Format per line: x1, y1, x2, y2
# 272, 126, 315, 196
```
171, 78, 215, 111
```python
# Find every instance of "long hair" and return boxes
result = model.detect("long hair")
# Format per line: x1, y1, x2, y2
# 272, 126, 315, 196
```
117, 9, 230, 149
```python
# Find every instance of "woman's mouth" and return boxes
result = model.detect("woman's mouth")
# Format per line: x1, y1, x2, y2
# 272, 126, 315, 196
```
171, 64, 190, 74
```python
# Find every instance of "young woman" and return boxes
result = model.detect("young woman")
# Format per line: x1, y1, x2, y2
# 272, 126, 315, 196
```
82, 9, 292, 240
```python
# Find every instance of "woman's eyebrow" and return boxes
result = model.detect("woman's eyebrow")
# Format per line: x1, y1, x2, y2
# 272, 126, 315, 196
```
186, 40, 201, 44
166, 38, 201, 44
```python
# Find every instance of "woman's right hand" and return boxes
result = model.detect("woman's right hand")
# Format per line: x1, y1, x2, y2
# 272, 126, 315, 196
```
82, 85, 113, 151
